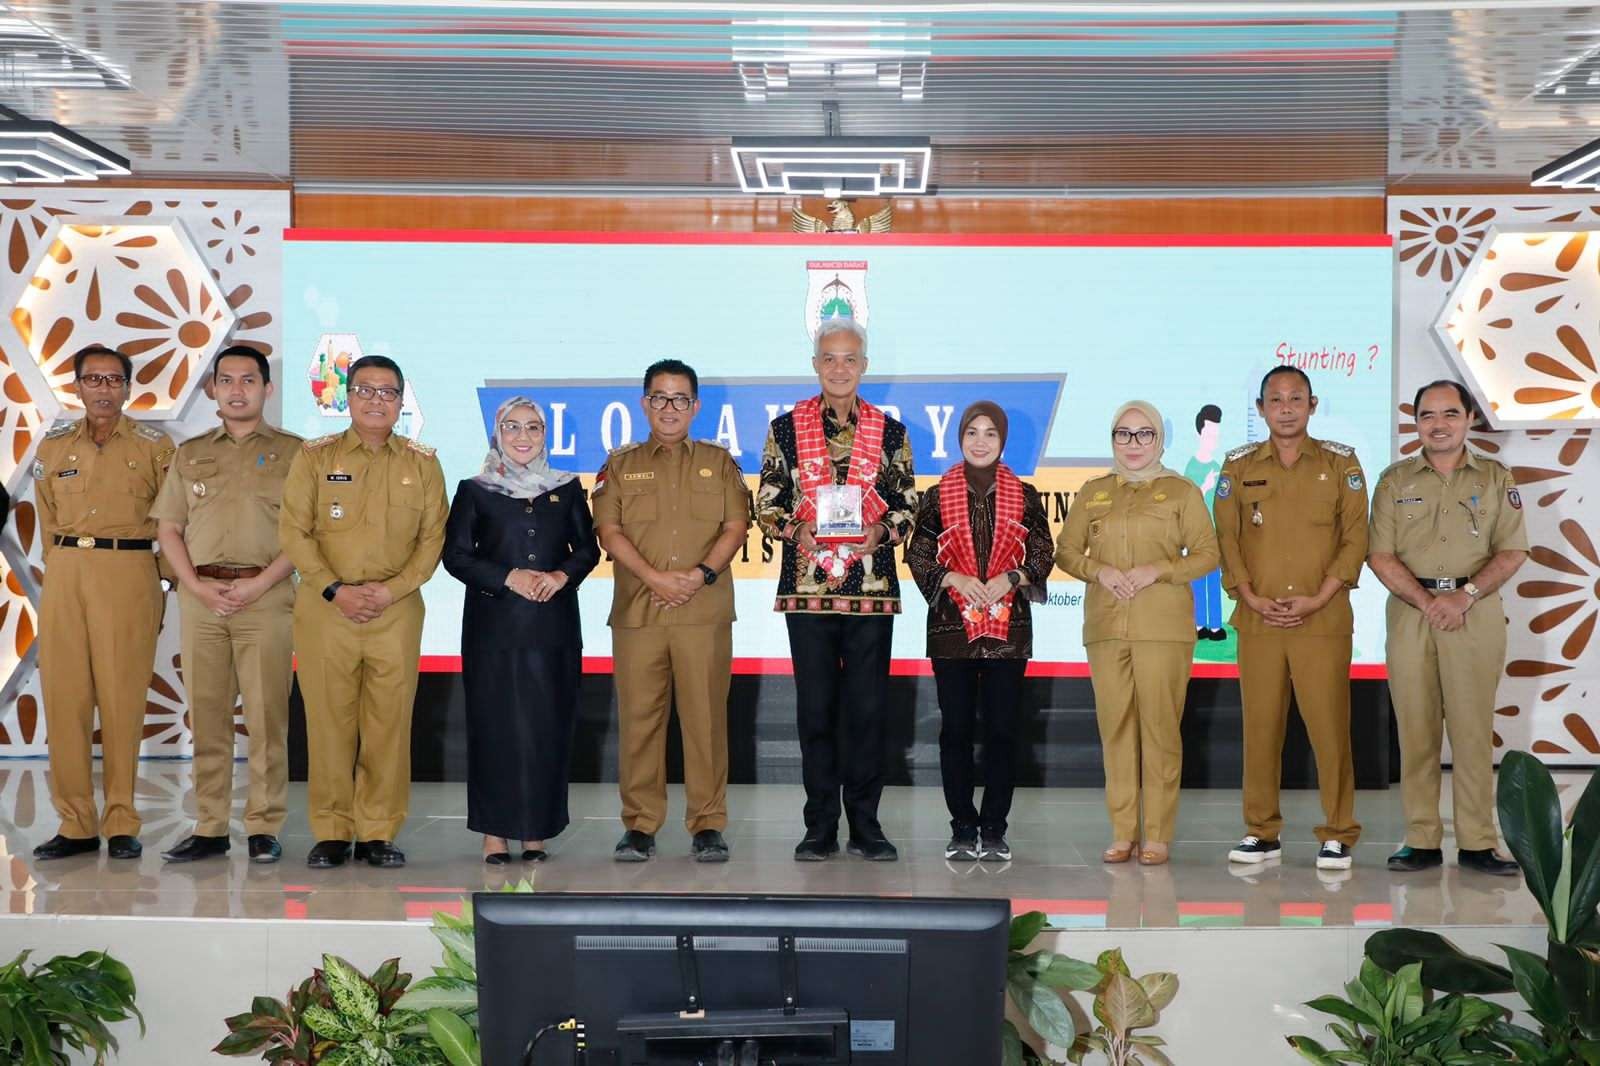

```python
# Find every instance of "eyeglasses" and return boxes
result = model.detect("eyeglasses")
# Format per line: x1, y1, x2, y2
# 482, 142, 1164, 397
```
1112, 428, 1158, 446
78, 373, 127, 389
352, 384, 402, 403
499, 420, 545, 436
645, 394, 693, 411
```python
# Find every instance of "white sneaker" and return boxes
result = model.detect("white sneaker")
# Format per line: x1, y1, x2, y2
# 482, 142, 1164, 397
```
1227, 835, 1281, 864
1316, 841, 1353, 870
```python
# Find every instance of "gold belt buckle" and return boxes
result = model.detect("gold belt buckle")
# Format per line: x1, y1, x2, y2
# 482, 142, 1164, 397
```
75, 536, 95, 549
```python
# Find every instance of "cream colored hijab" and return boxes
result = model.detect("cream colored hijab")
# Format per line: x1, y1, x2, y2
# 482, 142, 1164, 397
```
1110, 400, 1180, 484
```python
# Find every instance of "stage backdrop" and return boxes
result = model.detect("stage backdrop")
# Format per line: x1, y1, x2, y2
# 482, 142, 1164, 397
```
283, 231, 1393, 673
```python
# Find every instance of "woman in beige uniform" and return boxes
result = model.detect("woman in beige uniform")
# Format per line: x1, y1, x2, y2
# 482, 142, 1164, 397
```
1055, 401, 1219, 866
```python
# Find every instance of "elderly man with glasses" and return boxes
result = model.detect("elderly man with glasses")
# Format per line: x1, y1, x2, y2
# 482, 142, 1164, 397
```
592, 358, 751, 863
280, 355, 447, 869
32, 344, 175, 861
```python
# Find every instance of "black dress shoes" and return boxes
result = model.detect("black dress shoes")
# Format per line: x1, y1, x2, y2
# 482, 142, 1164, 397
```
354, 840, 406, 868
163, 835, 229, 863
483, 851, 511, 866
613, 830, 656, 863
793, 831, 840, 862
692, 830, 730, 863
248, 835, 282, 864
521, 849, 548, 863
32, 834, 99, 861
107, 835, 142, 860
307, 840, 352, 868
1459, 849, 1520, 877
1387, 846, 1443, 872
847, 834, 899, 862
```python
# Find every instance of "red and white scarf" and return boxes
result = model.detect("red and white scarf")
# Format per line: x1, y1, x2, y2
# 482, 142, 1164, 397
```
792, 394, 888, 582
936, 462, 1027, 642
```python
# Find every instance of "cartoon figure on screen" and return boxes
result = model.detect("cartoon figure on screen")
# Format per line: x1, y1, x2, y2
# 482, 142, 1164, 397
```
1182, 404, 1227, 642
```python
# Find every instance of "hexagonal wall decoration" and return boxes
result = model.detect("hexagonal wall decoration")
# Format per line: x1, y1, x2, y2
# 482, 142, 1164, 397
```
9, 217, 235, 417
1432, 225, 1600, 430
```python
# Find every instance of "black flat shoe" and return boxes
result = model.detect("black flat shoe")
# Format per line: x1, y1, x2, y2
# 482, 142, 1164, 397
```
163, 834, 229, 863
248, 835, 282, 864
107, 835, 142, 860
613, 830, 656, 863
692, 829, 730, 863
1459, 848, 1520, 877
847, 834, 899, 862
307, 840, 352, 868
1387, 846, 1443, 872
483, 851, 511, 866
32, 834, 99, 861
521, 849, 548, 863
354, 840, 406, 868
793, 831, 839, 862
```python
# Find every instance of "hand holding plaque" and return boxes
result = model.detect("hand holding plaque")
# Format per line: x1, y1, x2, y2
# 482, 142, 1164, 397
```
813, 483, 865, 544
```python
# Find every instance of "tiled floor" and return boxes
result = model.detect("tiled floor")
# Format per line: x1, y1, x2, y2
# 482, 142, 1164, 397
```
0, 761, 1579, 927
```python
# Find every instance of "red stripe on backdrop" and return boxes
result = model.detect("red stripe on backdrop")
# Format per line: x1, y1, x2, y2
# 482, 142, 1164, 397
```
284, 228, 1393, 249
412, 656, 1387, 680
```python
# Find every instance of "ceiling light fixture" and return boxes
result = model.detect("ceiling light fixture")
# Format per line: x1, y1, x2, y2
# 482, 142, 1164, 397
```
1532, 136, 1600, 189
0, 104, 129, 183
730, 136, 930, 197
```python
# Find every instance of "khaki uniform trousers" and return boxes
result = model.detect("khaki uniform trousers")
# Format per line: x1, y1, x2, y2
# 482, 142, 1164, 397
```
38, 549, 163, 838
613, 622, 732, 835
1238, 631, 1360, 846
1086, 639, 1191, 843
293, 586, 425, 841
179, 579, 294, 837
1386, 595, 1505, 851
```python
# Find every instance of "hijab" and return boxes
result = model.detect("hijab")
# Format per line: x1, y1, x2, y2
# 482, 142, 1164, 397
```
472, 396, 577, 500
1110, 400, 1180, 484
958, 400, 1009, 494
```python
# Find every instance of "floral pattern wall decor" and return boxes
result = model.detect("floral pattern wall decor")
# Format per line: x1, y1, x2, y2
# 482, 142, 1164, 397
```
1393, 195, 1600, 764
0, 189, 288, 758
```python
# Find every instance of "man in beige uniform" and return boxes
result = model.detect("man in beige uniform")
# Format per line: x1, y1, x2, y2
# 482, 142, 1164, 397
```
1215, 366, 1368, 871
1370, 379, 1526, 877
154, 346, 301, 865
32, 344, 174, 861
280, 355, 447, 869
593, 358, 750, 863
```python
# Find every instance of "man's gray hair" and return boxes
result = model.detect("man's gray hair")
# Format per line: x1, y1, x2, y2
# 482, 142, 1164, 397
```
813, 316, 868, 359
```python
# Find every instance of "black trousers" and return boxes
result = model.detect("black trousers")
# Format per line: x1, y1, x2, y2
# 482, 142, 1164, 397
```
932, 658, 1027, 835
785, 613, 895, 838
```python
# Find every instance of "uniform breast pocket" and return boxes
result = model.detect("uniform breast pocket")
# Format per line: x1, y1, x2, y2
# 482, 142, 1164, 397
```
387, 484, 424, 539
127, 472, 158, 502
1308, 482, 1340, 527
1240, 486, 1273, 530
689, 484, 725, 522
621, 484, 658, 523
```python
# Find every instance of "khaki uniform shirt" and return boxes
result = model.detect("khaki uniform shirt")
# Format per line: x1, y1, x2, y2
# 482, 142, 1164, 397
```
150, 424, 304, 568
278, 429, 448, 599
1214, 436, 1369, 636
1369, 450, 1527, 585
592, 437, 751, 628
1054, 473, 1221, 644
33, 415, 175, 560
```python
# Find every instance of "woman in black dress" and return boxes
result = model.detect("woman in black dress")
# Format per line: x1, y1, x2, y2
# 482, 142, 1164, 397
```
443, 396, 600, 863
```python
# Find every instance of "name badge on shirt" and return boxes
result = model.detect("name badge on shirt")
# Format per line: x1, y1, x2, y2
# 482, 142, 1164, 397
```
326, 473, 353, 483
56, 468, 78, 479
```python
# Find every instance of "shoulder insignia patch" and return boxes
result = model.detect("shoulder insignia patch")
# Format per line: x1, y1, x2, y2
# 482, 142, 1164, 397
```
31, 458, 44, 480
43, 420, 76, 440
405, 438, 436, 457
695, 438, 730, 451
133, 422, 167, 443
1379, 459, 1411, 483
608, 442, 642, 458
304, 433, 340, 451
1224, 442, 1259, 464
1319, 439, 1355, 457
1216, 473, 1232, 499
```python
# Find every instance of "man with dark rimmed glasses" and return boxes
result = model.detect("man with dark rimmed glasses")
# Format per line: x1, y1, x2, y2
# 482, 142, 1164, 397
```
32, 344, 175, 862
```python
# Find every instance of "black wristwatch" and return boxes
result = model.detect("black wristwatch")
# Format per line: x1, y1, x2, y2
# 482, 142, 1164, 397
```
696, 564, 718, 585
322, 581, 343, 602
1006, 570, 1023, 588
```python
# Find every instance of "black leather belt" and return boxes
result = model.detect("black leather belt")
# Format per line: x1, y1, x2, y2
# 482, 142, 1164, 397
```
1417, 576, 1471, 590
52, 535, 154, 551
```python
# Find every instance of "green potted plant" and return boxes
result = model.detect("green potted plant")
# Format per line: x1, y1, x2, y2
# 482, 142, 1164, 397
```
1287, 958, 1506, 1063
0, 948, 143, 1066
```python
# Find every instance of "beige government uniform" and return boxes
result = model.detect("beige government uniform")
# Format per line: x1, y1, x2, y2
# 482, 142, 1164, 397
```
1055, 473, 1220, 842
1215, 436, 1369, 846
150, 424, 302, 838
279, 429, 447, 841
1370, 451, 1526, 851
592, 437, 751, 834
34, 415, 175, 838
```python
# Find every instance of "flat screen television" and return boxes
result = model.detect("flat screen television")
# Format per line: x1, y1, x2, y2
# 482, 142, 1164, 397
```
474, 892, 1010, 1066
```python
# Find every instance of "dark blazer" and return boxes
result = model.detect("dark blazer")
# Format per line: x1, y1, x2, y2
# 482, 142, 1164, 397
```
443, 479, 600, 650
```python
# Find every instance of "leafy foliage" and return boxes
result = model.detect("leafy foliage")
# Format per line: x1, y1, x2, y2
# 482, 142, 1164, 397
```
1287, 958, 1508, 1064
0, 949, 143, 1066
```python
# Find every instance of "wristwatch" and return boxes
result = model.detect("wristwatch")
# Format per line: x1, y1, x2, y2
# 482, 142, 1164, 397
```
322, 581, 344, 602
1006, 570, 1023, 588
696, 564, 718, 585
1463, 581, 1482, 601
